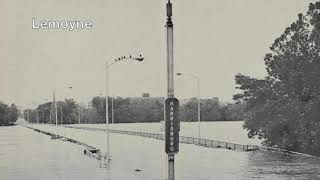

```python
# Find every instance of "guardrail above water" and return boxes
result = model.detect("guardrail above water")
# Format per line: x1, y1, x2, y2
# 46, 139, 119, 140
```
64, 125, 259, 152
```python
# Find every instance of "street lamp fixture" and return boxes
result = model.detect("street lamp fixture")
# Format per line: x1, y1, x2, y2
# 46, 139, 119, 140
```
109, 54, 144, 67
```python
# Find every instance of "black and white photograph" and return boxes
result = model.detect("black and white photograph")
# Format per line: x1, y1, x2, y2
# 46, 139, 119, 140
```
1, 0, 320, 179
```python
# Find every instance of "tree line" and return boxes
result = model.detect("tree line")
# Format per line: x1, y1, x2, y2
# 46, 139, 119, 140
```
180, 98, 244, 122
0, 102, 19, 126
24, 99, 92, 124
234, 2, 320, 156
25, 96, 244, 124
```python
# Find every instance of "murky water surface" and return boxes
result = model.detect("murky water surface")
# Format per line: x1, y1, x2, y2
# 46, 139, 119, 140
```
0, 122, 319, 180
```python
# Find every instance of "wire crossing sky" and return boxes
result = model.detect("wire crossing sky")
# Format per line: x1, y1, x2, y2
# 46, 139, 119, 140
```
0, 0, 317, 107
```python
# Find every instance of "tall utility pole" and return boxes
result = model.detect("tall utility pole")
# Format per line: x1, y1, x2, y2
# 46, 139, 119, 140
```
166, 1, 175, 180
197, 78, 201, 138
167, 0, 174, 99
105, 61, 110, 161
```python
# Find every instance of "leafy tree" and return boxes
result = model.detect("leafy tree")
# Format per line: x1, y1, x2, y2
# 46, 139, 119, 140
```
201, 99, 222, 121
0, 102, 18, 125
90, 96, 164, 123
60, 99, 78, 124
35, 99, 80, 124
91, 96, 110, 123
180, 98, 198, 122
126, 100, 163, 123
234, 2, 320, 155
179, 98, 242, 121
37, 102, 53, 124
113, 97, 131, 123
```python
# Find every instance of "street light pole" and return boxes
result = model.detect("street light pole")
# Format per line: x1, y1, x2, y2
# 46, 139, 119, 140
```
105, 54, 144, 162
105, 61, 110, 161
197, 77, 201, 139
176, 72, 201, 139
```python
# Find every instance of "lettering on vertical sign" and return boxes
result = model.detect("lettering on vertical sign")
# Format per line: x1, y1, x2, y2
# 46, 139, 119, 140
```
165, 98, 180, 154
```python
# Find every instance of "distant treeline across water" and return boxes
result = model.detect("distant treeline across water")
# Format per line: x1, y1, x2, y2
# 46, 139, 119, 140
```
23, 97, 245, 124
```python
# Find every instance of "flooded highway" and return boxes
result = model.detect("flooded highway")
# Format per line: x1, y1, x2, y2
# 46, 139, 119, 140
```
0, 122, 319, 180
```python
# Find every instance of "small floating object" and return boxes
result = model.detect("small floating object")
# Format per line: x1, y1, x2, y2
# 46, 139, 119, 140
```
134, 169, 142, 172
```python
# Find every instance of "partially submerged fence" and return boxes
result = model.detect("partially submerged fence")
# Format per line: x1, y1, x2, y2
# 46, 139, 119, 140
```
24, 125, 106, 161
24, 124, 316, 157
65, 126, 259, 152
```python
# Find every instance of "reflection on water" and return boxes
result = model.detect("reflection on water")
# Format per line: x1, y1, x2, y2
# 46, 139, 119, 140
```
0, 124, 320, 180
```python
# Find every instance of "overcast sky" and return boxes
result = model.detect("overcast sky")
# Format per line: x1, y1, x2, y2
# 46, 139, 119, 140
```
0, 0, 317, 108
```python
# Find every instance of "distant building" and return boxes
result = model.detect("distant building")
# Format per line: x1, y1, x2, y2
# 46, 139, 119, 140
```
142, 93, 150, 97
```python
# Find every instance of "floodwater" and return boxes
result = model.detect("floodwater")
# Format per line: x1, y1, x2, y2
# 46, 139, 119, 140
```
0, 121, 319, 180
0, 126, 110, 180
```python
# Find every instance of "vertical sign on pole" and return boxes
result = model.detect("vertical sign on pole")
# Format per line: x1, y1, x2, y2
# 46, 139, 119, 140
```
165, 98, 180, 154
